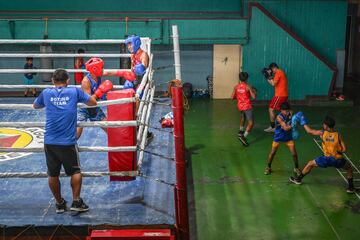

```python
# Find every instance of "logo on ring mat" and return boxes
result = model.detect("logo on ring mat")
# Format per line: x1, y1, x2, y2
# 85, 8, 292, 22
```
0, 128, 44, 162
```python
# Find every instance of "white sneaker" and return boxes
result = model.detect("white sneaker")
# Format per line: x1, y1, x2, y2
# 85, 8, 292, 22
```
264, 126, 275, 133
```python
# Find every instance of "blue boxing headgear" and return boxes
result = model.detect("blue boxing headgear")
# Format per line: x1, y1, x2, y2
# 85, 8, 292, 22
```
125, 35, 141, 54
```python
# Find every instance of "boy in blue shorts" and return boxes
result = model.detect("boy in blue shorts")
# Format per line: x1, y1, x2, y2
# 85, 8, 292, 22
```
264, 102, 301, 176
33, 69, 99, 213
76, 57, 118, 139
289, 116, 355, 193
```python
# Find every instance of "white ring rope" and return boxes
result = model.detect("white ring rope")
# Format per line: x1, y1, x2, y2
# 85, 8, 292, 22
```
0, 120, 138, 128
137, 84, 151, 142
0, 98, 136, 110
0, 69, 131, 73
0, 53, 132, 58
137, 86, 155, 168
0, 38, 150, 44
0, 171, 139, 178
136, 82, 150, 119
0, 84, 124, 89
0, 146, 137, 153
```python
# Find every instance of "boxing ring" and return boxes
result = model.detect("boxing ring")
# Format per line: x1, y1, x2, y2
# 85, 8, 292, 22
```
0, 31, 188, 239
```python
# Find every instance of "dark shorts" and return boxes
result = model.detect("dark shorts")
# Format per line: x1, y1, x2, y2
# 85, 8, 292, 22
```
240, 109, 254, 121
77, 107, 106, 122
315, 156, 349, 169
44, 144, 81, 177
270, 96, 288, 111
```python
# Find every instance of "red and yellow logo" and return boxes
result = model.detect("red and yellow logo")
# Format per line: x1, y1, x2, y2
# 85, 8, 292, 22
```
0, 128, 44, 162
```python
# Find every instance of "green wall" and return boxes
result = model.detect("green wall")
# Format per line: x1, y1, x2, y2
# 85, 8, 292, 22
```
242, 7, 334, 100
0, 0, 241, 14
0, 0, 348, 100
245, 0, 347, 65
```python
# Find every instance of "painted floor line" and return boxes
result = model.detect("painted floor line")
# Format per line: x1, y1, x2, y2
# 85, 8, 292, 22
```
306, 185, 341, 240
313, 138, 360, 200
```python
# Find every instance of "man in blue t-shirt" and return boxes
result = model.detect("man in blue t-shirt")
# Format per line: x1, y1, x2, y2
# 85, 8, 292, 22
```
33, 69, 98, 213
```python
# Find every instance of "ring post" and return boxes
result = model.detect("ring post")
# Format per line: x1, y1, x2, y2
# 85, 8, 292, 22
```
171, 86, 189, 240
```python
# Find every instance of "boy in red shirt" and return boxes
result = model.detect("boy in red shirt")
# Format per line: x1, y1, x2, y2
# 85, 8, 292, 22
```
231, 72, 257, 146
74, 49, 85, 85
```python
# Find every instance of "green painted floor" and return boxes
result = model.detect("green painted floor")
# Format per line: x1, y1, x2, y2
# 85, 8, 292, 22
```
185, 99, 360, 240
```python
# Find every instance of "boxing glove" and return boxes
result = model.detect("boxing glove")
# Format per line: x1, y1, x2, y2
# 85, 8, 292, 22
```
291, 114, 300, 140
297, 111, 308, 126
134, 63, 146, 76
116, 71, 136, 81
123, 80, 134, 89
292, 129, 300, 140
94, 80, 113, 99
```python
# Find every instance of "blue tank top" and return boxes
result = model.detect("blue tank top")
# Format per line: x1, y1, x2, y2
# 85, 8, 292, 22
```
86, 73, 106, 100
273, 113, 293, 142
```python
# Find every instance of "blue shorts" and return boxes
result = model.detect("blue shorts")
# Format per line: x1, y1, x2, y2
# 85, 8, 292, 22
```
77, 107, 106, 122
23, 77, 34, 85
315, 156, 348, 169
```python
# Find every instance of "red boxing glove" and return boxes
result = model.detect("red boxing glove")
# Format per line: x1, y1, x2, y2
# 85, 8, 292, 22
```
161, 118, 174, 128
115, 71, 136, 81
95, 80, 113, 99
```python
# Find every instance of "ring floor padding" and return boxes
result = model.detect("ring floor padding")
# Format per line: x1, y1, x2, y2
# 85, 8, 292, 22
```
0, 97, 175, 227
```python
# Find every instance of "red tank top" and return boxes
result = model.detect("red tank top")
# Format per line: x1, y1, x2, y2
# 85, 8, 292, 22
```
235, 82, 252, 111
74, 58, 85, 84
131, 49, 143, 69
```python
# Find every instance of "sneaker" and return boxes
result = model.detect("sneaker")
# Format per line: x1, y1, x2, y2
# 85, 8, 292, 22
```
56, 198, 67, 214
70, 198, 89, 212
238, 135, 249, 147
346, 187, 355, 194
264, 167, 272, 175
289, 176, 302, 185
238, 130, 245, 137
264, 126, 275, 133
293, 168, 302, 177
146, 132, 154, 145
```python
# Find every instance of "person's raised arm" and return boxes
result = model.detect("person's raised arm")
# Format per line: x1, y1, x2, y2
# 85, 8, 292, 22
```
77, 86, 97, 106
103, 70, 136, 80
277, 115, 291, 131
303, 125, 323, 136
33, 92, 45, 109
86, 95, 97, 106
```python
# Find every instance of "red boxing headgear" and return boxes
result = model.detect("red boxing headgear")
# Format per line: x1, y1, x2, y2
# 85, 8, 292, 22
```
85, 57, 104, 77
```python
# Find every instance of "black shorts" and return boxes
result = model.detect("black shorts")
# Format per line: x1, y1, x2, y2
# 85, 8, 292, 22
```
44, 144, 81, 177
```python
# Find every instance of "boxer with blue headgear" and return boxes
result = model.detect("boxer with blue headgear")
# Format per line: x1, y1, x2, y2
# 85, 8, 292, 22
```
125, 35, 141, 54
123, 35, 149, 90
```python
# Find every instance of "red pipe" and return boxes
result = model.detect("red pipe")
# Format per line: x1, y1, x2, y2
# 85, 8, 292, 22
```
171, 86, 189, 240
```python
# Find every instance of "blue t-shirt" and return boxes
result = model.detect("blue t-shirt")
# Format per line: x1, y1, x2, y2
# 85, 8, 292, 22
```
273, 112, 293, 142
34, 87, 90, 145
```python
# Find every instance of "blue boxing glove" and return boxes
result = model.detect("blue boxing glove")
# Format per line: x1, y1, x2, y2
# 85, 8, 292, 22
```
123, 80, 135, 89
291, 113, 300, 140
134, 63, 146, 76
297, 111, 308, 126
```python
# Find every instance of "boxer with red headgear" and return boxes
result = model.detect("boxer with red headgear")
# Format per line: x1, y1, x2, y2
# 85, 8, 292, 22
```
77, 57, 114, 139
